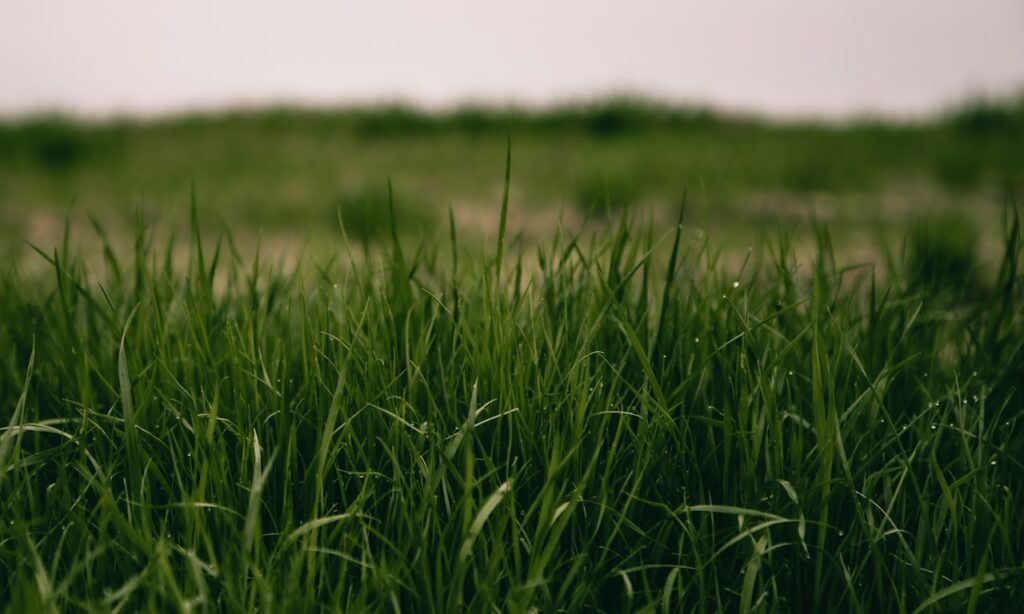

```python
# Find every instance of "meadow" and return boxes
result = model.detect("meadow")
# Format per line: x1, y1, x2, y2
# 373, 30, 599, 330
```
1, 102, 1023, 611
2, 98, 1022, 259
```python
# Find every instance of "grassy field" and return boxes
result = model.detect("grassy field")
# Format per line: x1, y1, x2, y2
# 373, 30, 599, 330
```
2, 102, 1023, 611
2, 98, 1022, 262
1, 142, 1023, 610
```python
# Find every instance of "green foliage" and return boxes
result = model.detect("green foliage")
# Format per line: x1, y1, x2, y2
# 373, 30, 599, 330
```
331, 183, 435, 241
0, 190, 1021, 611
947, 98, 1024, 135
906, 210, 980, 292
2, 97, 1022, 253
574, 171, 641, 216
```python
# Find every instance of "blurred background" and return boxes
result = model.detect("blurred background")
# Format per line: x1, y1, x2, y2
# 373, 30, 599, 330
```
2, 1, 1023, 264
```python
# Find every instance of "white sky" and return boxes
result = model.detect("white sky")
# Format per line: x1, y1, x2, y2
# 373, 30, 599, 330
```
2, 1, 1023, 118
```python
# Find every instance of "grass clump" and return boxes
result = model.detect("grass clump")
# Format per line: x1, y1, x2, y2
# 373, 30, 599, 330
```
0, 176, 1022, 611
330, 183, 435, 242
574, 171, 641, 218
906, 210, 980, 293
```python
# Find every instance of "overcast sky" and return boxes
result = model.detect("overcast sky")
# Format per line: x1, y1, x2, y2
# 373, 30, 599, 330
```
2, 1, 1023, 118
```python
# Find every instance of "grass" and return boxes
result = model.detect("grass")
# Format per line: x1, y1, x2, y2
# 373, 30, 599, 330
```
2, 97, 1022, 260
1, 142, 1023, 611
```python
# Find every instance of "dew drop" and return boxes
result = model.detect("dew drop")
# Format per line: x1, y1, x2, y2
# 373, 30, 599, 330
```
931, 424, 937, 431
732, 281, 740, 289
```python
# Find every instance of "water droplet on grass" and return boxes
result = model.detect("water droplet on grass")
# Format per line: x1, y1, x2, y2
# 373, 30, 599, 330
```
732, 281, 740, 288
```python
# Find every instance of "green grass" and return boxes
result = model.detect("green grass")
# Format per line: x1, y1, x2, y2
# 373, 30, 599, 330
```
2, 97, 1022, 260
1, 148, 1023, 611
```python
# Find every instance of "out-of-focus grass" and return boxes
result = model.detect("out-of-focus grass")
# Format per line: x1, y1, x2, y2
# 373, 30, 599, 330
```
1, 97, 1021, 261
